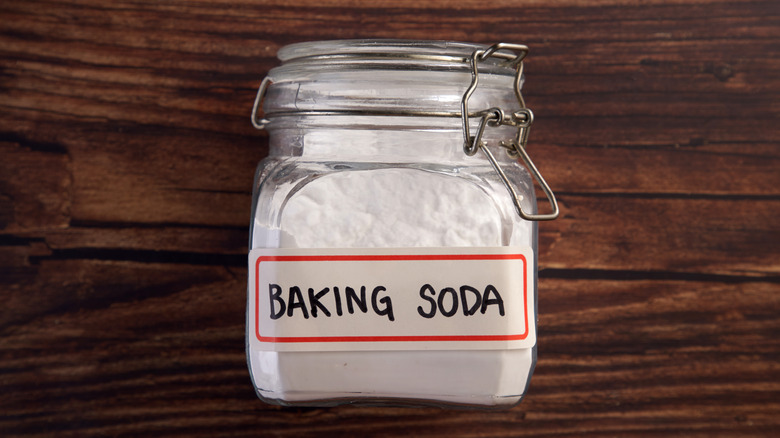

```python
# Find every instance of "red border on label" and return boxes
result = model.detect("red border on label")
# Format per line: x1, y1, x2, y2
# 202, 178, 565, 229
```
254, 253, 528, 343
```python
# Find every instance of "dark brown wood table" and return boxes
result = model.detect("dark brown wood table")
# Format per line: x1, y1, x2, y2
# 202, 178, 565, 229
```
2, 1, 778, 436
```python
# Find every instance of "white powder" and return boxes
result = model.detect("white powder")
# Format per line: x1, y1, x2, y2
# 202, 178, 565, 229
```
280, 169, 507, 248
248, 167, 535, 406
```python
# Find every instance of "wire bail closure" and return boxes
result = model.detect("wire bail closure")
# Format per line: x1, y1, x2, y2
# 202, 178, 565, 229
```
461, 43, 558, 221
251, 42, 559, 222
251, 76, 272, 130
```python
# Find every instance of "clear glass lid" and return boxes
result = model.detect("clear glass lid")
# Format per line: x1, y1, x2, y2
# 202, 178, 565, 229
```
263, 40, 523, 121
278, 39, 487, 62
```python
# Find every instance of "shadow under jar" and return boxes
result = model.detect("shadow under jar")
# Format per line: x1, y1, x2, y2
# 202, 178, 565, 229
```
247, 40, 558, 408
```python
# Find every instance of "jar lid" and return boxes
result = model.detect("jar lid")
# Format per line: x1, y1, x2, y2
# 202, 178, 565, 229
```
275, 39, 521, 75
262, 40, 523, 123
279, 39, 493, 63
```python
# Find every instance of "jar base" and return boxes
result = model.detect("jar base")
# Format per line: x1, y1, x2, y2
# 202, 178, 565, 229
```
248, 348, 534, 409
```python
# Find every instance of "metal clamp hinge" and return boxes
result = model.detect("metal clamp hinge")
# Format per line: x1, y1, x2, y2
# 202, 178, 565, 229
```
251, 76, 272, 130
461, 43, 559, 221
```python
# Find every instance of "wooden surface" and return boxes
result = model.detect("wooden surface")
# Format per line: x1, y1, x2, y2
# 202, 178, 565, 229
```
1, 0, 779, 436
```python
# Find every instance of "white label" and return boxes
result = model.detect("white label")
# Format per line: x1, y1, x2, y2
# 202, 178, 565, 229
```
248, 247, 535, 351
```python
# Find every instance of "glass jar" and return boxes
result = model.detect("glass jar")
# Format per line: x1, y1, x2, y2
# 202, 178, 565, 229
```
247, 40, 558, 408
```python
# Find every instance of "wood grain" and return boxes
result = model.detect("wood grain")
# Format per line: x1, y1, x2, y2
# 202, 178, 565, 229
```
1, 0, 778, 436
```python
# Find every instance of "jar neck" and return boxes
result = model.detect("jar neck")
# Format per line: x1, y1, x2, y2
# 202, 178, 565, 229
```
267, 116, 519, 163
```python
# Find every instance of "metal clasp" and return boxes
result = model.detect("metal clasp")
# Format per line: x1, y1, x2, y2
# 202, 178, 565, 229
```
461, 43, 559, 221
251, 76, 272, 130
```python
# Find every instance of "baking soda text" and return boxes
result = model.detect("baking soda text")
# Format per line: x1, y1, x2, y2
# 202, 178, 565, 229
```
268, 283, 505, 322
